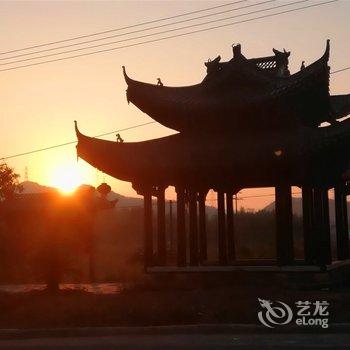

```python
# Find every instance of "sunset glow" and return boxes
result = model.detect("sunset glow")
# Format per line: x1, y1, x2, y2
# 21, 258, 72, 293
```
50, 164, 85, 194
1, 1, 349, 210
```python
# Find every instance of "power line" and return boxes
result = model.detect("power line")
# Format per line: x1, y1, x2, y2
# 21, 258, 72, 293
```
0, 0, 344, 159
331, 66, 350, 75
0, 0, 276, 62
205, 191, 302, 201
241, 191, 302, 199
0, 0, 344, 162
1, 121, 156, 161
2, 0, 309, 68
0, 1, 246, 56
0, 0, 337, 73
0, 0, 314, 68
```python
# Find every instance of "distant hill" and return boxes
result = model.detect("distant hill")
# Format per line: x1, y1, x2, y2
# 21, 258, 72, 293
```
19, 181, 55, 194
19, 181, 143, 207
18, 181, 218, 215
262, 197, 350, 225
106, 191, 144, 209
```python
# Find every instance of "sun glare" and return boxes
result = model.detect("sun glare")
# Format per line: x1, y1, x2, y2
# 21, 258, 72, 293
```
50, 164, 85, 194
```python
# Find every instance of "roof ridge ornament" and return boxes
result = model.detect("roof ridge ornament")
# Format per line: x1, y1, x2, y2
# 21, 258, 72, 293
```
116, 133, 124, 143
232, 43, 242, 59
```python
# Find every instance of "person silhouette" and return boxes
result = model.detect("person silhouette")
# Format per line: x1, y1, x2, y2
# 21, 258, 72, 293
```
157, 78, 163, 86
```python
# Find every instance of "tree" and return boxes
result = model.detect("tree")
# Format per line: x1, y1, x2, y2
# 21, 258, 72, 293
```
0, 163, 21, 283
0, 162, 22, 200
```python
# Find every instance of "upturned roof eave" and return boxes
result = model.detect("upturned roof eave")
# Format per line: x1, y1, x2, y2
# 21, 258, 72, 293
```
121, 41, 332, 131
74, 117, 350, 188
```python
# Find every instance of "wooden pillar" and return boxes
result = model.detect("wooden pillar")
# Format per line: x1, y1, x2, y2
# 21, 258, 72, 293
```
189, 191, 199, 265
313, 188, 332, 266
302, 186, 315, 264
321, 189, 332, 264
198, 191, 207, 263
156, 186, 166, 265
275, 184, 294, 265
334, 184, 350, 260
226, 191, 236, 261
217, 190, 227, 265
169, 200, 174, 252
143, 191, 153, 268
176, 187, 186, 266
313, 188, 323, 265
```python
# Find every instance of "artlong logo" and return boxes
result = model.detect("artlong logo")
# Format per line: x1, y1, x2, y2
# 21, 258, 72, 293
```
257, 298, 329, 329
257, 298, 293, 328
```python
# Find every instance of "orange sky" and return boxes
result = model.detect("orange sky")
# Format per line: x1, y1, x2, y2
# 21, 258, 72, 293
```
0, 0, 349, 209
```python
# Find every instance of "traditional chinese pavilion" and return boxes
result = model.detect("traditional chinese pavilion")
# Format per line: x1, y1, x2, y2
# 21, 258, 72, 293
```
75, 41, 350, 271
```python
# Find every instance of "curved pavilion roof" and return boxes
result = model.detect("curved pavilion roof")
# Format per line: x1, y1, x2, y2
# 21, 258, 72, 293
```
123, 41, 334, 133
75, 41, 350, 191
76, 118, 350, 190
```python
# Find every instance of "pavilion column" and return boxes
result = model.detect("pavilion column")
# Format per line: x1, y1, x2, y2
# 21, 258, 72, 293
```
156, 186, 166, 265
313, 188, 332, 266
321, 189, 332, 264
275, 184, 294, 265
143, 189, 153, 268
198, 191, 208, 263
302, 186, 316, 264
226, 191, 236, 261
217, 190, 228, 265
334, 183, 349, 260
176, 187, 186, 266
189, 190, 199, 265
169, 200, 174, 252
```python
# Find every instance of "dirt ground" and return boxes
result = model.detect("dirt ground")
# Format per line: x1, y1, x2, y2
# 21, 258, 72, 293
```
0, 272, 349, 329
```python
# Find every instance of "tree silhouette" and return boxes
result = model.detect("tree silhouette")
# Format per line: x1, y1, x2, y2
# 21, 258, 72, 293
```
0, 163, 22, 200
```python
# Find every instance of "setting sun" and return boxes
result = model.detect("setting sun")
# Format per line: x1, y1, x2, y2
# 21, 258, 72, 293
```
50, 164, 85, 194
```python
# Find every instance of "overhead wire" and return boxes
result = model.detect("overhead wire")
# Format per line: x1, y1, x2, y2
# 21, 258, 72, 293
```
0, 0, 338, 72
3, 1, 308, 67
1, 0, 346, 165
0, 1, 247, 56
1, 121, 156, 161
0, 0, 276, 62
331, 66, 350, 75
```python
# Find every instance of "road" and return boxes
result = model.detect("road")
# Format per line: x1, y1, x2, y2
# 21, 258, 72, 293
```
0, 333, 350, 349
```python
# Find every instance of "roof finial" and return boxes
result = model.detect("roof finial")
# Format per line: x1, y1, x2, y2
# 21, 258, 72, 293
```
116, 133, 124, 143
300, 61, 306, 70
232, 43, 241, 59
157, 78, 163, 86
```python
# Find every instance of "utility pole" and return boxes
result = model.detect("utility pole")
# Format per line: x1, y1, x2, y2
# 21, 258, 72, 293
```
24, 166, 29, 182
234, 191, 242, 213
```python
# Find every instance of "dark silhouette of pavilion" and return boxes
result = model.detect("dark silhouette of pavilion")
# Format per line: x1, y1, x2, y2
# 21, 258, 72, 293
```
75, 41, 350, 271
